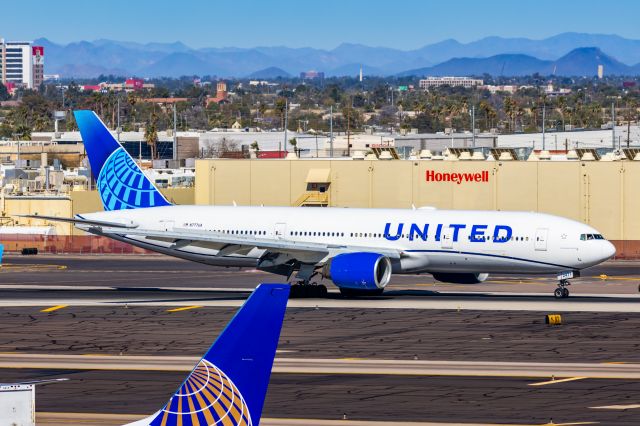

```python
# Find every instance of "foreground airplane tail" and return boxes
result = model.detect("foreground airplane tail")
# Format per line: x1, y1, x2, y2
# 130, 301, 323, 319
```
74, 110, 170, 211
0, 244, 3, 266
127, 283, 290, 426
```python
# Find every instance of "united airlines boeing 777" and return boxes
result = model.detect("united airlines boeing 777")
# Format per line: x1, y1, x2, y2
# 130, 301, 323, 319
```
23, 111, 616, 298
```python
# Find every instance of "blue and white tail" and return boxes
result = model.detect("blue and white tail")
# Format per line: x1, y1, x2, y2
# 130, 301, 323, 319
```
127, 283, 290, 426
0, 244, 3, 266
74, 110, 170, 211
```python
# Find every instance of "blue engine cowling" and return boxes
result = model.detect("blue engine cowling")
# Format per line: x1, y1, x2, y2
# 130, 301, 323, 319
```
432, 273, 489, 284
323, 252, 392, 290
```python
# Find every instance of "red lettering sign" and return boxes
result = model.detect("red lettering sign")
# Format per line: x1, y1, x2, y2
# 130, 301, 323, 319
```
426, 170, 489, 184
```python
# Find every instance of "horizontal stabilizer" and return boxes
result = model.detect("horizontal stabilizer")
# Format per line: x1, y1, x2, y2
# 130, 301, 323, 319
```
15, 214, 138, 229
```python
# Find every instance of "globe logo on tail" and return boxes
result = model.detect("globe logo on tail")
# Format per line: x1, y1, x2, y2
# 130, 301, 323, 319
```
151, 359, 252, 426
97, 148, 169, 211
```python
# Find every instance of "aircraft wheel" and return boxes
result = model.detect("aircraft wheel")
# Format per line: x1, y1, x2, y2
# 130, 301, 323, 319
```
315, 284, 328, 298
554, 288, 564, 299
339, 288, 385, 297
290, 284, 328, 298
562, 288, 570, 298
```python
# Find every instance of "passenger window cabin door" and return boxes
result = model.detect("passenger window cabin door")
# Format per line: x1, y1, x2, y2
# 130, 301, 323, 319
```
535, 228, 549, 251
274, 223, 287, 240
441, 228, 454, 249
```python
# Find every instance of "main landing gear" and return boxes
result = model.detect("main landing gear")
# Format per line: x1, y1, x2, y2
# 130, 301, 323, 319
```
290, 283, 328, 298
554, 279, 570, 299
290, 265, 328, 298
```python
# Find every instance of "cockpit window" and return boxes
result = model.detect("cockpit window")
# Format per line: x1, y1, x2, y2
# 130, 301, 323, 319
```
580, 233, 604, 241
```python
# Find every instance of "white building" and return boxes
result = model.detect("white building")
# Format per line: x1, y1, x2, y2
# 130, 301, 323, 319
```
419, 77, 483, 89
0, 39, 43, 89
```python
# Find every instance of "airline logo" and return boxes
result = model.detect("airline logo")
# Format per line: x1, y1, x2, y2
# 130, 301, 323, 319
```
426, 170, 489, 184
97, 147, 169, 210
384, 223, 512, 242
151, 359, 252, 425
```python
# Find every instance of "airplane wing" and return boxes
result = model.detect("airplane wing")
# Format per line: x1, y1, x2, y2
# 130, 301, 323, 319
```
106, 227, 403, 262
19, 214, 402, 263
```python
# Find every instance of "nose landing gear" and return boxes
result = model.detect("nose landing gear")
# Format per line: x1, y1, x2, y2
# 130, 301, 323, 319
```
554, 280, 570, 299
554, 271, 577, 299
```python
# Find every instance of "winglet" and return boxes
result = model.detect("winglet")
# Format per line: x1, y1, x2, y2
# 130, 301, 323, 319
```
74, 110, 170, 211
143, 283, 290, 426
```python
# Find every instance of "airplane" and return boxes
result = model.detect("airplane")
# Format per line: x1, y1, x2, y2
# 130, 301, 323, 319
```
125, 283, 290, 426
22, 111, 616, 299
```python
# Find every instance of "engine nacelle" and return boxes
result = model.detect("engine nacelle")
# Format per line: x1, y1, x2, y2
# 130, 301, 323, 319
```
432, 272, 489, 284
323, 252, 392, 291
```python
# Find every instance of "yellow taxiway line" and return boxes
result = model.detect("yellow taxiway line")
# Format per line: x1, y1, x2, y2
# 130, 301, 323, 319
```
165, 305, 203, 313
40, 305, 68, 313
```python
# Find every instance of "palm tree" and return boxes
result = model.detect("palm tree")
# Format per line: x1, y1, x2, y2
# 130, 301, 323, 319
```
14, 124, 31, 141
127, 92, 137, 130
145, 113, 159, 160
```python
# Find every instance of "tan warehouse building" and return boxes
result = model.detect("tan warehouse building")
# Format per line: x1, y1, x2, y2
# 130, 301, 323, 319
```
194, 159, 640, 258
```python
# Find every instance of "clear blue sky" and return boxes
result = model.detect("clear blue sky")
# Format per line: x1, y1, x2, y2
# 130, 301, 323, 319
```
5, 0, 640, 49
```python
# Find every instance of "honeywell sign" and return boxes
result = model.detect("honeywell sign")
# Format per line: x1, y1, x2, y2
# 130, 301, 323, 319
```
426, 170, 490, 184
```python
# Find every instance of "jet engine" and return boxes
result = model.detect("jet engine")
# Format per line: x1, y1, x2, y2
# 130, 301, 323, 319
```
323, 252, 392, 291
432, 272, 489, 284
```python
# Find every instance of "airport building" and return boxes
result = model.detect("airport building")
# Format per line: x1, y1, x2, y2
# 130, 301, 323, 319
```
419, 77, 484, 89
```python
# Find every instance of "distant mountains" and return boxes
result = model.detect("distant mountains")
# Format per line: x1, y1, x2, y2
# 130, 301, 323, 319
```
34, 33, 640, 79
399, 47, 638, 77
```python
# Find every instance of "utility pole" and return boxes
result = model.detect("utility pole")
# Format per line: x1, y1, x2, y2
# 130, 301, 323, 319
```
284, 98, 288, 153
347, 102, 351, 157
612, 102, 616, 151
329, 105, 333, 157
542, 103, 546, 151
628, 114, 631, 148
173, 102, 177, 161
116, 97, 121, 142
471, 105, 476, 148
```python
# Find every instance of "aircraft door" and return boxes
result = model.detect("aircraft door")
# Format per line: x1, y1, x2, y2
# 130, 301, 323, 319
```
441, 228, 454, 249
274, 223, 287, 240
160, 220, 175, 232
535, 228, 548, 251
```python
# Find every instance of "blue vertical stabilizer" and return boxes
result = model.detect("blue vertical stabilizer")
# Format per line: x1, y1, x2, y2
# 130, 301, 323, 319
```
148, 283, 290, 426
74, 110, 170, 211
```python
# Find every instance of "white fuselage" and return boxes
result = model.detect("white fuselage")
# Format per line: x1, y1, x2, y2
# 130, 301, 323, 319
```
79, 205, 615, 276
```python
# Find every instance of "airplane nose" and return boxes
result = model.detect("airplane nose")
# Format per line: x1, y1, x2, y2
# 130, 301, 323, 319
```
602, 241, 616, 260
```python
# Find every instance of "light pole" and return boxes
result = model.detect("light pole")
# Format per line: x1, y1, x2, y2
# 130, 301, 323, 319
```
329, 105, 333, 158
542, 103, 546, 151
470, 105, 476, 148
284, 98, 288, 153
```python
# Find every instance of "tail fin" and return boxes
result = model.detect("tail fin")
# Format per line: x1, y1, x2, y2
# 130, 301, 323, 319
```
0, 244, 3, 266
74, 110, 170, 211
148, 283, 290, 426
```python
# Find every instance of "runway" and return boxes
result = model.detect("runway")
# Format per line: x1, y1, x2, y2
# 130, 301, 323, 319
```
4, 353, 640, 379
1, 254, 639, 425
2, 305, 640, 363
3, 254, 640, 295
4, 368, 638, 425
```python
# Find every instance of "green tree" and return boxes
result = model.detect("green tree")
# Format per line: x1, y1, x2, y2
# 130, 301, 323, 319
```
144, 113, 159, 160
0, 83, 9, 101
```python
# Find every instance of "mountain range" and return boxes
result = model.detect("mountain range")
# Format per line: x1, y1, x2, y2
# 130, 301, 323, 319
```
34, 33, 640, 79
